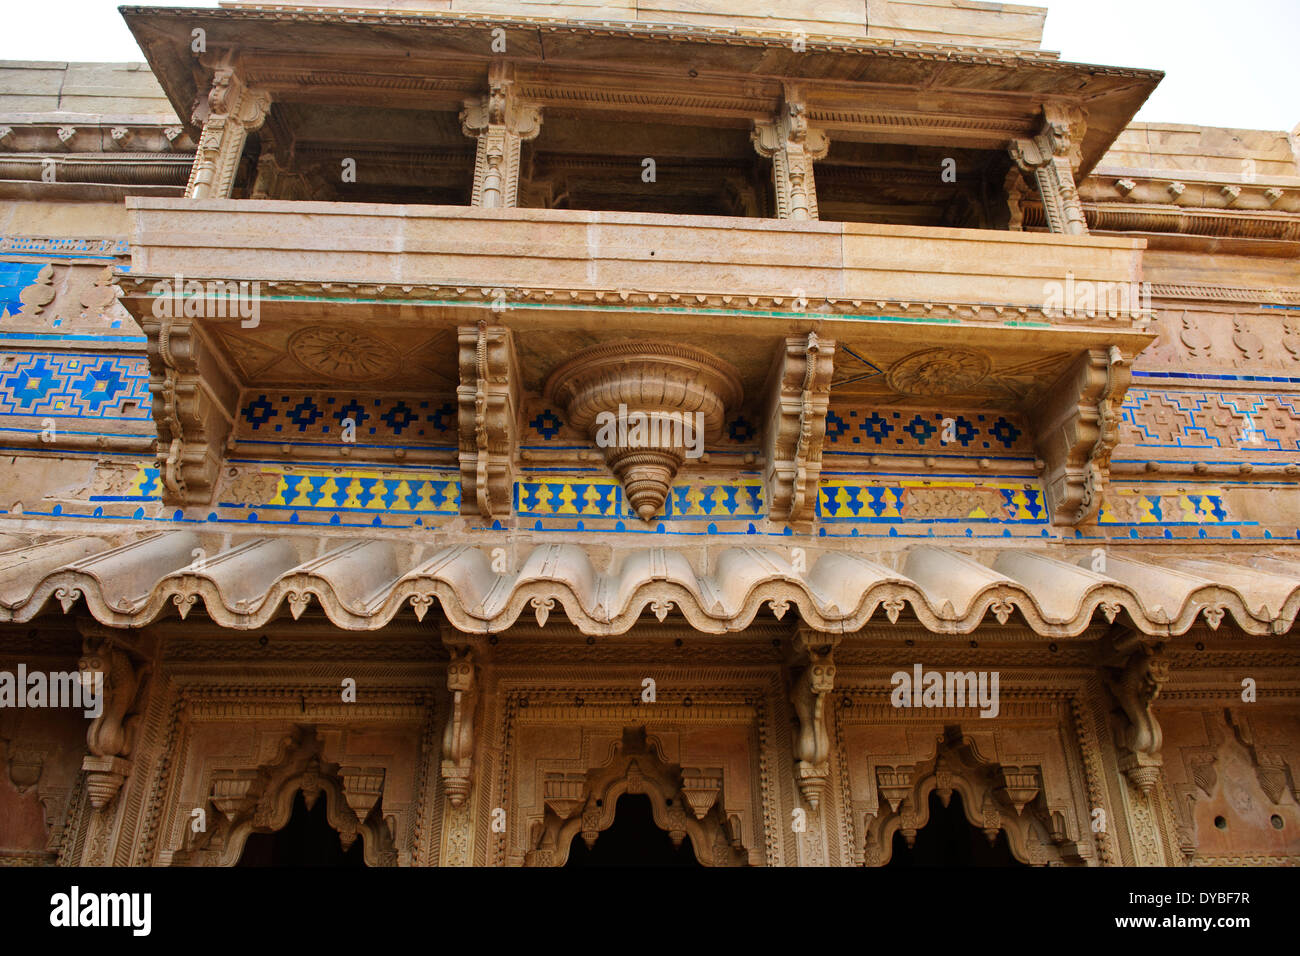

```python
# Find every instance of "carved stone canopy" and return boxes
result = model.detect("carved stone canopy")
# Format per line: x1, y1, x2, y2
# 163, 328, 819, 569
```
545, 341, 742, 521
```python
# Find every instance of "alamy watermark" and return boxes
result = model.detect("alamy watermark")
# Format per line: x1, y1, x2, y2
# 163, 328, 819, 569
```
0, 664, 102, 718
890, 663, 1000, 718
1042, 272, 1152, 322
594, 403, 706, 459
150, 273, 260, 328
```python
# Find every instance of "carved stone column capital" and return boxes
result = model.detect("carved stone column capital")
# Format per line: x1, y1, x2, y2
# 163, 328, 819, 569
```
186, 56, 271, 200
460, 64, 543, 209
1008, 103, 1089, 235
1102, 634, 1169, 795
752, 91, 829, 220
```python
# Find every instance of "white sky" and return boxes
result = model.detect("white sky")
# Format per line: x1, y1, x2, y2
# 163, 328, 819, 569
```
0, 0, 1295, 131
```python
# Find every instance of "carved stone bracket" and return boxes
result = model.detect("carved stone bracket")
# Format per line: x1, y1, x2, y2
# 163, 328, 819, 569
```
457, 323, 520, 517
1102, 632, 1169, 795
186, 54, 272, 199
788, 627, 839, 810
545, 341, 742, 521
77, 624, 151, 811
460, 62, 542, 208
763, 332, 835, 526
1031, 345, 1132, 525
1008, 103, 1089, 235
440, 648, 478, 808
138, 314, 239, 506
752, 87, 829, 220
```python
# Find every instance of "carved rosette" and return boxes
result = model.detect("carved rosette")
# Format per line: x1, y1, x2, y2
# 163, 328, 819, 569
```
764, 333, 835, 525
545, 341, 742, 521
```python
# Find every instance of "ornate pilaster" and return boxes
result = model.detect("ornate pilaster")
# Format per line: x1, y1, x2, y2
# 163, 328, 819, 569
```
751, 89, 829, 220
763, 332, 835, 526
1008, 104, 1089, 235
186, 57, 272, 200
460, 63, 542, 209
456, 323, 520, 518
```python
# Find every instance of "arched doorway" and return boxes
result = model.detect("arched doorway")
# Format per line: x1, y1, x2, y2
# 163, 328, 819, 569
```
886, 790, 1026, 867
236, 790, 365, 867
564, 793, 703, 867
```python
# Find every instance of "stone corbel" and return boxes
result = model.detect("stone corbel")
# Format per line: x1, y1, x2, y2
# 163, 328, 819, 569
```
752, 87, 829, 220
1008, 103, 1089, 235
138, 313, 239, 506
77, 624, 151, 811
440, 648, 478, 808
763, 332, 835, 526
1102, 630, 1168, 795
788, 627, 839, 810
186, 53, 272, 199
457, 323, 519, 517
1030, 345, 1131, 525
460, 62, 542, 208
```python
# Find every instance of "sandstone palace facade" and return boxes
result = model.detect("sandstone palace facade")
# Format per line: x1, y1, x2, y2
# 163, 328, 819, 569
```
0, 0, 1297, 868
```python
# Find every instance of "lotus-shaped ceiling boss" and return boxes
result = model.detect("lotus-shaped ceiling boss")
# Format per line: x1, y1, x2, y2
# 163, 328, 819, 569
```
545, 341, 743, 521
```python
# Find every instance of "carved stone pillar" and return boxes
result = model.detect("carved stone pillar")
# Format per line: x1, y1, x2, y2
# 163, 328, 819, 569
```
752, 90, 829, 221
1008, 104, 1089, 235
460, 63, 542, 209
186, 58, 272, 200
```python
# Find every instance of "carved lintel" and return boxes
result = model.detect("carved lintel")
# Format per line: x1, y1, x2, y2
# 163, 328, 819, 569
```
752, 88, 829, 220
457, 324, 519, 517
460, 63, 542, 209
1102, 634, 1168, 795
763, 332, 835, 526
1008, 103, 1089, 235
441, 648, 478, 808
186, 55, 272, 199
788, 628, 839, 810
137, 315, 238, 506
1031, 345, 1131, 525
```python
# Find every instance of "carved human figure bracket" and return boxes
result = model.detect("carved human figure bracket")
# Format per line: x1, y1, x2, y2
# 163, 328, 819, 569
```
1031, 346, 1132, 525
457, 323, 520, 517
460, 62, 543, 208
763, 332, 835, 526
1102, 632, 1169, 795
441, 648, 478, 808
77, 624, 151, 811
138, 314, 240, 506
788, 628, 838, 810
1008, 103, 1089, 235
752, 88, 829, 220
186, 53, 272, 199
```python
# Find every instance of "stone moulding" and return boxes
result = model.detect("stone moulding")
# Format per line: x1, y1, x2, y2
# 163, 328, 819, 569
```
3, 532, 1300, 638
544, 341, 743, 521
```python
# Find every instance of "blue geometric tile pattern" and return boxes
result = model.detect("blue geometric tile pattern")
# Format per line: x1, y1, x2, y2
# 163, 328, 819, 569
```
0, 351, 150, 418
